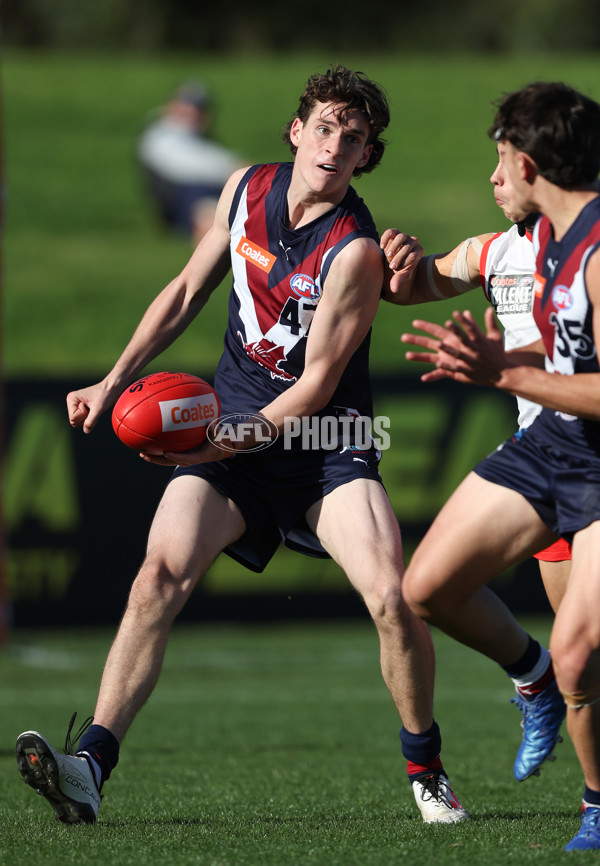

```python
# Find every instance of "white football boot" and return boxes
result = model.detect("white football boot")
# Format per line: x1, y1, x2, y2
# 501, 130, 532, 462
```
16, 729, 101, 824
411, 771, 469, 823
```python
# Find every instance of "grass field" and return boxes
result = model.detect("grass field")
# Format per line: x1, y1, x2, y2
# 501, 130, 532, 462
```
2, 52, 593, 863
0, 617, 583, 865
5, 50, 600, 377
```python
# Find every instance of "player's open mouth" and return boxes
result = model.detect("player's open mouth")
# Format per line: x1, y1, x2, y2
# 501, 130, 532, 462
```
319, 163, 338, 173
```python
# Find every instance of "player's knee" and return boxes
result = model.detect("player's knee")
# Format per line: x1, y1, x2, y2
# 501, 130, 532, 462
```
551, 629, 600, 707
362, 576, 406, 625
127, 557, 186, 621
402, 564, 437, 621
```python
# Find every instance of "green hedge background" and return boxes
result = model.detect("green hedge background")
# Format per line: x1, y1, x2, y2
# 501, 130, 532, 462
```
5, 50, 600, 377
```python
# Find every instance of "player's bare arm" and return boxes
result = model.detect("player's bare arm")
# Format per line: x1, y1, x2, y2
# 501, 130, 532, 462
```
158, 236, 384, 469
402, 252, 600, 420
379, 230, 424, 303
381, 230, 494, 305
507, 338, 546, 368
261, 236, 383, 424
66, 168, 248, 435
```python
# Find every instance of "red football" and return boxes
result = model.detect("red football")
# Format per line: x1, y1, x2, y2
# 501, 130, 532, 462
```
112, 372, 220, 454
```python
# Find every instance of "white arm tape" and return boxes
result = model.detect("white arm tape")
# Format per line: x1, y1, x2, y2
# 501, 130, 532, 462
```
450, 236, 483, 293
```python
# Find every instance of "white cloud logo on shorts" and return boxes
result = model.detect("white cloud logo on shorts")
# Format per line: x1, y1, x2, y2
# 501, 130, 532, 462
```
208, 413, 279, 452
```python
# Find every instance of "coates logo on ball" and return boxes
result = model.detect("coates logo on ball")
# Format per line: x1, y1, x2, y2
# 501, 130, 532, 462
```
112, 372, 220, 455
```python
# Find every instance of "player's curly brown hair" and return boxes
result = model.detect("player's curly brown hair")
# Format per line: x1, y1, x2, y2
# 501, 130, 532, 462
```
283, 65, 390, 177
489, 81, 600, 189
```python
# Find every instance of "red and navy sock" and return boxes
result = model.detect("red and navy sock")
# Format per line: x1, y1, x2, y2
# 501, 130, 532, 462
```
502, 636, 554, 700
400, 721, 445, 780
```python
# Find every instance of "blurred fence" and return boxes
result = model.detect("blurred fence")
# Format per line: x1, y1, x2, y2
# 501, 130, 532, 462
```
4, 376, 552, 629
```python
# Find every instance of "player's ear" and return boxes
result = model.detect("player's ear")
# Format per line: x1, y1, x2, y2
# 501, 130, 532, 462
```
289, 117, 303, 147
519, 152, 538, 183
356, 143, 373, 169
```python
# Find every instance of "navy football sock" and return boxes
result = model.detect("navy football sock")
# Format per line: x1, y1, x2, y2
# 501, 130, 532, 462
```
583, 787, 600, 809
502, 636, 541, 677
502, 636, 553, 698
400, 721, 444, 778
77, 724, 120, 787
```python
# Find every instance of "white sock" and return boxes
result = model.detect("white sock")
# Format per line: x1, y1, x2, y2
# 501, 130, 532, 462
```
78, 750, 103, 790
511, 647, 551, 694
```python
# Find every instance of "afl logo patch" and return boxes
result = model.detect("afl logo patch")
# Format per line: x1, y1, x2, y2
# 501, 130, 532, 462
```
552, 284, 574, 310
290, 273, 319, 299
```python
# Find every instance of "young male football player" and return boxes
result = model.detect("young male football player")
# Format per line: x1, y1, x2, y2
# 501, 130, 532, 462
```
380, 144, 571, 783
399, 81, 600, 851
15, 66, 466, 826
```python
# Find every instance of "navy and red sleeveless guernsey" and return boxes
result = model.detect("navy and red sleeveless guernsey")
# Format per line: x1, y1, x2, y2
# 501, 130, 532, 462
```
474, 196, 600, 538
213, 162, 378, 420
529, 197, 600, 455
171, 162, 385, 571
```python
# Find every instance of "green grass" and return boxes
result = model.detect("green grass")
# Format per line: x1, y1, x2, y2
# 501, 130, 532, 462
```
0, 618, 582, 864
5, 50, 600, 376
2, 54, 590, 860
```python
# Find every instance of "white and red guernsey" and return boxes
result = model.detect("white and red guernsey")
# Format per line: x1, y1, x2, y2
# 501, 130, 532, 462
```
528, 196, 600, 452
213, 162, 379, 418
479, 222, 541, 429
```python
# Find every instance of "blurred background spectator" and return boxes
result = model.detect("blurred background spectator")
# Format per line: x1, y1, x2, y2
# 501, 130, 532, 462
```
137, 81, 241, 243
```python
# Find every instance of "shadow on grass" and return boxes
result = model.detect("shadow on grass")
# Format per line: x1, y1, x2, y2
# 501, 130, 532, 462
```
98, 807, 575, 830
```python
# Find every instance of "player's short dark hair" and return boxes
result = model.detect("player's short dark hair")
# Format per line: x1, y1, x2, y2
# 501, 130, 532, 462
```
283, 65, 390, 177
489, 81, 600, 188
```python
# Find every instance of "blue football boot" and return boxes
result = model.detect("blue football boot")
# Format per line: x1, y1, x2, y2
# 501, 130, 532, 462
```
512, 678, 566, 781
564, 806, 600, 851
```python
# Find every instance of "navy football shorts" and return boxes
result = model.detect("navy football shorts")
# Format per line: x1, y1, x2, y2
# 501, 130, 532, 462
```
474, 427, 600, 541
170, 442, 383, 572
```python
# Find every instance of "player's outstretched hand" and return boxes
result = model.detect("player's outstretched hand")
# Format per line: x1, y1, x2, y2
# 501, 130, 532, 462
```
139, 437, 228, 467
381, 228, 423, 273
380, 228, 423, 302
139, 413, 276, 466
66, 382, 115, 434
401, 307, 510, 386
